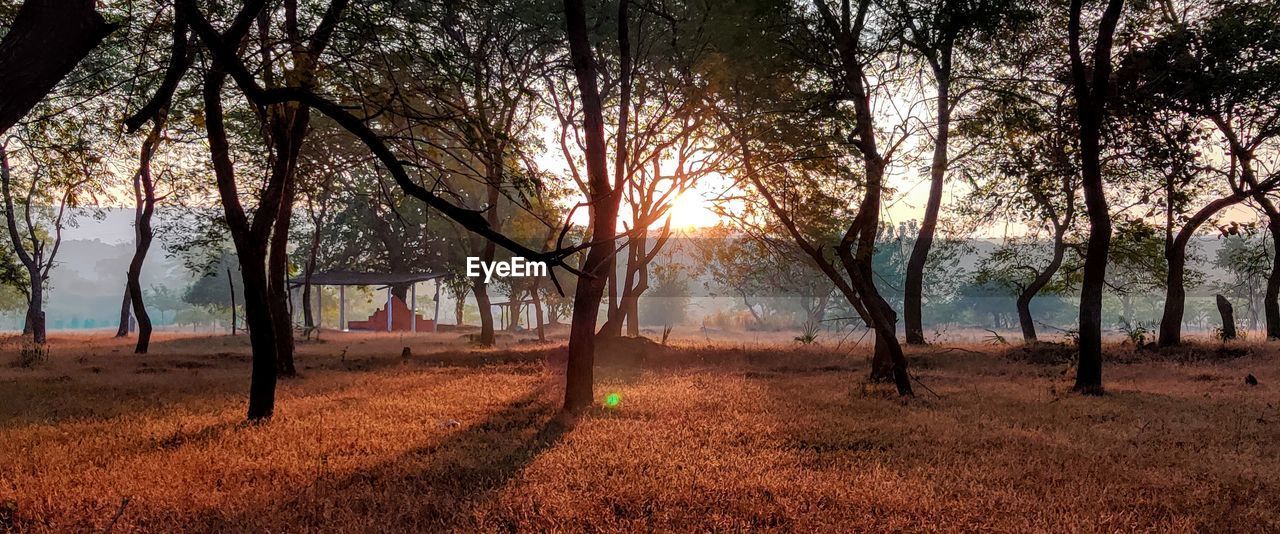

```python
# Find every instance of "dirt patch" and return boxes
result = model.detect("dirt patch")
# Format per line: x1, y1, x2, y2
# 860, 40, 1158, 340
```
595, 336, 668, 367
1005, 342, 1076, 365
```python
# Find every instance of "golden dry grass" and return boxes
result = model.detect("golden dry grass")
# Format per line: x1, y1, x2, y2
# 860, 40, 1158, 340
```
1, 330, 1278, 532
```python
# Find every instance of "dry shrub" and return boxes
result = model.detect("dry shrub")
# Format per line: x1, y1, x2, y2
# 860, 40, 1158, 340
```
14, 339, 48, 368
594, 336, 665, 367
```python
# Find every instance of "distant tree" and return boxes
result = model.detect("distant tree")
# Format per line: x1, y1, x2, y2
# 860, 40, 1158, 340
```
1107, 219, 1170, 326
0, 118, 106, 344
973, 239, 1080, 336
145, 284, 183, 325
961, 82, 1082, 341
640, 263, 689, 328
887, 0, 1034, 345
182, 252, 243, 325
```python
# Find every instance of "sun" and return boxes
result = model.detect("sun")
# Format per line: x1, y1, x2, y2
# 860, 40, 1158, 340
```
663, 190, 720, 230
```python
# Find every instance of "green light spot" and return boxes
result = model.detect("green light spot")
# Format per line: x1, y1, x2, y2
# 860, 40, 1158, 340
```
604, 392, 621, 408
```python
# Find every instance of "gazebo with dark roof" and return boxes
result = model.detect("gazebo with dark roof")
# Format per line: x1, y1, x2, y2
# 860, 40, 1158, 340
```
289, 270, 446, 332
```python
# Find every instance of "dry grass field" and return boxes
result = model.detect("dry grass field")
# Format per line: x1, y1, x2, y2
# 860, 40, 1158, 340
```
1, 330, 1278, 532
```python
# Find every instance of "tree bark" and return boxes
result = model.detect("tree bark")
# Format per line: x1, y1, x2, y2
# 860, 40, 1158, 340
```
472, 276, 495, 343
904, 50, 952, 346
0, 0, 116, 135
0, 145, 49, 345
818, 0, 913, 395
531, 283, 546, 341
470, 184, 501, 346
1264, 215, 1280, 339
203, 68, 280, 421
115, 289, 131, 337
1068, 0, 1125, 395
562, 0, 624, 411
301, 214, 323, 329
1158, 192, 1248, 346
25, 269, 44, 344
126, 117, 164, 354
1216, 294, 1236, 340
1016, 226, 1069, 342
267, 174, 297, 376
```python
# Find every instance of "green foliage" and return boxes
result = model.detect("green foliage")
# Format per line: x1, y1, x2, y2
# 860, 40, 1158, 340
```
794, 319, 820, 345
641, 263, 690, 328
1118, 319, 1152, 347
182, 251, 242, 311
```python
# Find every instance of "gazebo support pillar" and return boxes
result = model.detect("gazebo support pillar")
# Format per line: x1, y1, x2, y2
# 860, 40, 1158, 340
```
386, 286, 393, 332
339, 285, 346, 331
410, 283, 417, 333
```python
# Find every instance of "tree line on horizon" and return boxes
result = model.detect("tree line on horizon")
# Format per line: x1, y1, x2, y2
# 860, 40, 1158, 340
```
0, 0, 1277, 419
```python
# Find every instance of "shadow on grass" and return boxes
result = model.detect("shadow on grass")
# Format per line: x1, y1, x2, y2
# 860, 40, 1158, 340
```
193, 384, 572, 531
0, 341, 563, 430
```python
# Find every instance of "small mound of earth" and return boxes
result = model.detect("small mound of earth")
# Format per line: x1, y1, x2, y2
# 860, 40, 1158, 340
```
595, 336, 667, 367
1005, 342, 1076, 365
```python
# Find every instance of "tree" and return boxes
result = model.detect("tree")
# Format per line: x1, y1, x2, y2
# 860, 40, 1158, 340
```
1116, 0, 1280, 340
890, 0, 1031, 345
1067, 0, 1125, 394
0, 0, 116, 135
0, 118, 105, 344
961, 81, 1082, 341
181, 0, 306, 416
560, 0, 626, 410
182, 251, 244, 327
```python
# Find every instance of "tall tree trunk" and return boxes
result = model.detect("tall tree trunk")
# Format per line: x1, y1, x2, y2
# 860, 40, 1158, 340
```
625, 234, 648, 337
562, 0, 624, 411
473, 276, 495, 343
508, 296, 521, 332
265, 102, 308, 378
239, 253, 278, 420
0, 145, 47, 345
601, 233, 645, 338
0, 0, 115, 135
1068, 0, 1125, 395
267, 178, 296, 376
1216, 294, 1237, 340
227, 267, 237, 336
808, 0, 913, 395
471, 184, 501, 346
624, 286, 641, 336
904, 54, 952, 346
203, 68, 280, 421
127, 118, 163, 354
301, 217, 322, 329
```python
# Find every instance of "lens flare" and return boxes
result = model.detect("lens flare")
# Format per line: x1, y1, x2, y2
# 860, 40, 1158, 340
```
604, 392, 621, 408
